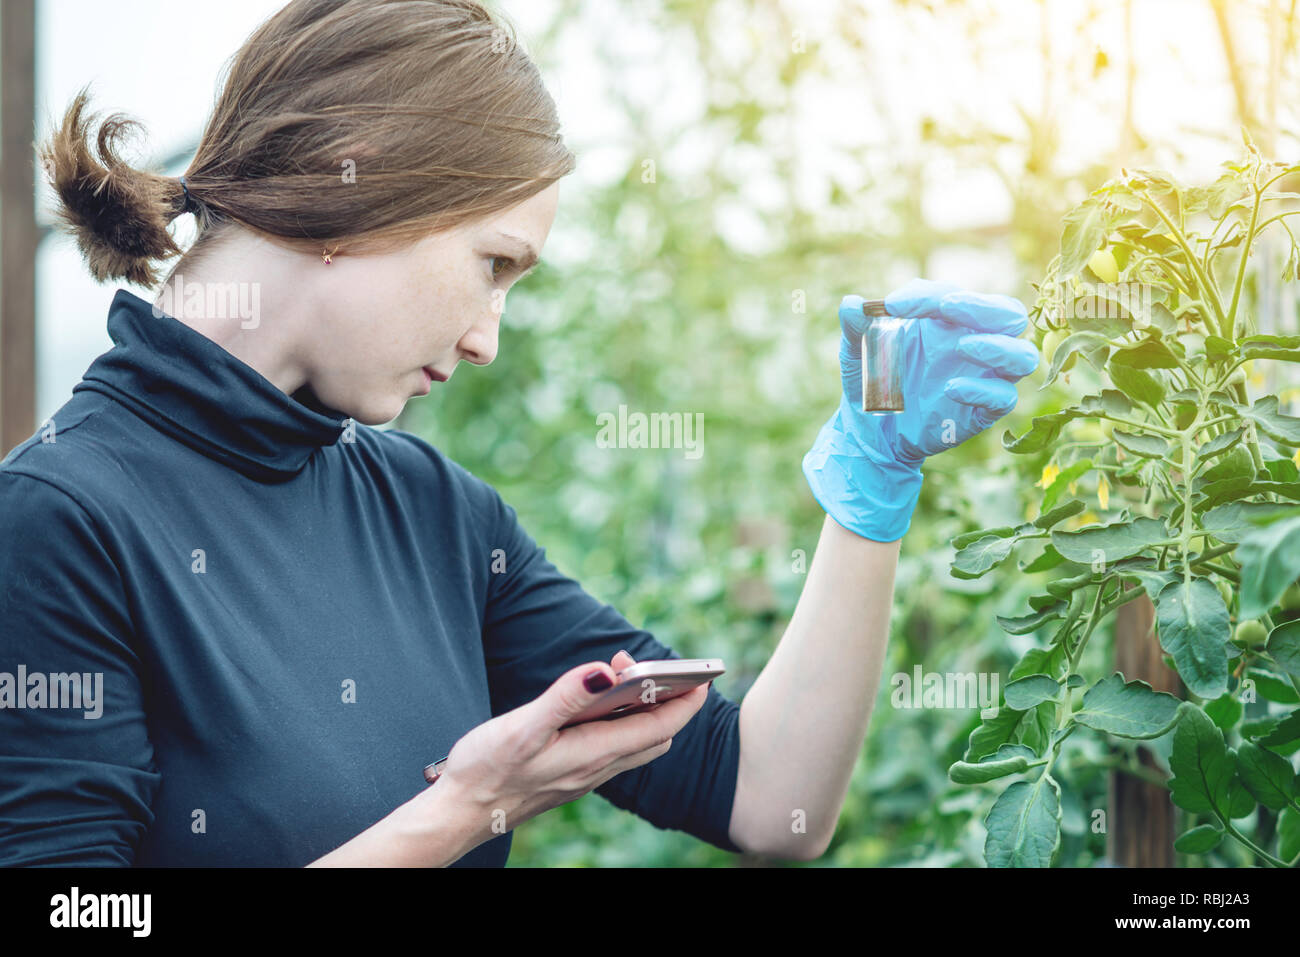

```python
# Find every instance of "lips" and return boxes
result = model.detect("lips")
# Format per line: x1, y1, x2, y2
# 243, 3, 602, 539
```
422, 366, 448, 382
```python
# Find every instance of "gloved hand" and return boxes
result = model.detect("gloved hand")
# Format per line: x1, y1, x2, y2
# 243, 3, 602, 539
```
802, 278, 1041, 542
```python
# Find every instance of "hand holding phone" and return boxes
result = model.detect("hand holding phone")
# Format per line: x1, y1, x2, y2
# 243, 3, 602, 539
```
422, 656, 724, 783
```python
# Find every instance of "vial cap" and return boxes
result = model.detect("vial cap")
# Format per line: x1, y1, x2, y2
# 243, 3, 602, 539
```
862, 299, 889, 317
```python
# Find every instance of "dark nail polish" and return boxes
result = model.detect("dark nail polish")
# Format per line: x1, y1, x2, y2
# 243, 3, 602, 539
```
584, 670, 613, 693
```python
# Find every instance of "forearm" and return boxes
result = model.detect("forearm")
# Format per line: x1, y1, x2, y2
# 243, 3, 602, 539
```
307, 778, 487, 867
729, 513, 901, 859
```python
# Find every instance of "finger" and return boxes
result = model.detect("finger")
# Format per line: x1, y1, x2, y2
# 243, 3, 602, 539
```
885, 279, 1028, 336
522, 660, 620, 738
595, 737, 675, 784
611, 649, 636, 673
882, 278, 965, 319
837, 295, 868, 408
943, 376, 1020, 418
955, 333, 1040, 379
838, 294, 869, 352
578, 682, 707, 757
938, 291, 1029, 336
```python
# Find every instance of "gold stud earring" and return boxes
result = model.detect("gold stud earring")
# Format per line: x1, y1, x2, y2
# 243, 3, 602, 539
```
323, 245, 339, 265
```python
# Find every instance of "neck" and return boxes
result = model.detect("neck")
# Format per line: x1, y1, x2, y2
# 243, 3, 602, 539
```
155, 234, 315, 396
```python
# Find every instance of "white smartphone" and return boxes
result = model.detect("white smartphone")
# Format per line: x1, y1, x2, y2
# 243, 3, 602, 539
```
422, 658, 725, 784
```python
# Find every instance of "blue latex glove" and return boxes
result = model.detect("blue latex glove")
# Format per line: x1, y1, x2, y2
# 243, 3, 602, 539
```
802, 278, 1041, 542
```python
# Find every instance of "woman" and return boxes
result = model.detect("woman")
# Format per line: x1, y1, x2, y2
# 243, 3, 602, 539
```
0, 0, 1038, 867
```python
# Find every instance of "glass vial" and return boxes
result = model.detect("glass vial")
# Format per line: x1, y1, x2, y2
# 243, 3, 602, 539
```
861, 299, 905, 414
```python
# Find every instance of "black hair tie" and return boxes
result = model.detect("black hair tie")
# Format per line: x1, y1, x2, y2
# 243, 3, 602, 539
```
178, 176, 198, 214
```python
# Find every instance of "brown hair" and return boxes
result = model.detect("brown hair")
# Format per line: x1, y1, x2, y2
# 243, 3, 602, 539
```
37, 0, 576, 287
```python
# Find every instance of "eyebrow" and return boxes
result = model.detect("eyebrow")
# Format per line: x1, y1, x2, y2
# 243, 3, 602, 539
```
495, 230, 542, 274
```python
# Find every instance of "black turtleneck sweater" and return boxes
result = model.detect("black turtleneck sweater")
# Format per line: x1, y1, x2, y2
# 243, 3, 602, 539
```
0, 289, 742, 866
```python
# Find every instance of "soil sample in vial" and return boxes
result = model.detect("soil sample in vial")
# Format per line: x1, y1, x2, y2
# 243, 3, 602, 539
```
861, 299, 904, 413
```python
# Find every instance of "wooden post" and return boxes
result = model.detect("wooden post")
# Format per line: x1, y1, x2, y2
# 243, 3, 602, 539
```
1107, 583, 1183, 866
1, 0, 37, 458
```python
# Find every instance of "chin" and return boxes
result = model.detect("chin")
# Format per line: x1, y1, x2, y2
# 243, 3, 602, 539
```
323, 391, 403, 426
351, 401, 406, 427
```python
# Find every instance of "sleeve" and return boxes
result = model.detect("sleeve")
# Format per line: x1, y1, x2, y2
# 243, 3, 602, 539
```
479, 488, 743, 855
0, 471, 160, 865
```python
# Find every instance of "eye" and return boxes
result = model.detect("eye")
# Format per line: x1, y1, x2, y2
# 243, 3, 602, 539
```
490, 255, 517, 281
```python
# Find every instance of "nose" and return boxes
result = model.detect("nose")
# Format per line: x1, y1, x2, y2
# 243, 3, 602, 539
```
457, 311, 500, 366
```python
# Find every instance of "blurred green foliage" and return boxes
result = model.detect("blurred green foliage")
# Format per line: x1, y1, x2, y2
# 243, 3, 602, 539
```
398, 0, 1289, 866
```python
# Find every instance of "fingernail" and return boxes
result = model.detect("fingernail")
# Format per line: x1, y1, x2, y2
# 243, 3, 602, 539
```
617, 648, 631, 659
584, 670, 613, 693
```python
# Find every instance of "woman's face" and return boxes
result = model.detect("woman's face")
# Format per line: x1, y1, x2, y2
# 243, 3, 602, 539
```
304, 181, 560, 424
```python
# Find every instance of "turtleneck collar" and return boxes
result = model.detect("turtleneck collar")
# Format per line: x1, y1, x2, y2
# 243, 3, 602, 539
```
74, 289, 351, 482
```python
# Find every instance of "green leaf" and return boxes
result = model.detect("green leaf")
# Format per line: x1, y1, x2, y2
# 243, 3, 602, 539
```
1237, 395, 1300, 447
1236, 515, 1300, 619
1235, 741, 1297, 810
1115, 561, 1181, 601
1266, 620, 1300, 677
1154, 578, 1230, 699
1070, 308, 1130, 339
1042, 459, 1092, 513
997, 602, 1067, 635
1072, 673, 1182, 738
1059, 198, 1107, 280
1204, 335, 1234, 361
1203, 692, 1243, 731
1200, 502, 1292, 544
1260, 709, 1300, 747
1046, 570, 1096, 600
1040, 331, 1110, 389
1226, 773, 1258, 819
1088, 282, 1165, 329
1242, 505, 1300, 527
984, 776, 1062, 867
1194, 476, 1256, 512
952, 522, 1026, 550
1280, 806, 1300, 861
949, 744, 1037, 784
1019, 544, 1066, 573
1010, 644, 1068, 681
1189, 171, 1250, 220
1107, 362, 1165, 409
1109, 339, 1182, 370
1077, 389, 1136, 418
1200, 444, 1256, 485
1147, 302, 1179, 339
1002, 409, 1082, 454
965, 706, 1043, 762
952, 533, 1020, 577
1174, 823, 1225, 853
1050, 515, 1170, 565
1241, 481, 1300, 502
1004, 674, 1062, 711
1197, 427, 1245, 462
1264, 455, 1300, 483
1168, 702, 1234, 815
1240, 333, 1300, 362
1033, 500, 1086, 530
1246, 669, 1300, 704
1113, 429, 1170, 459
1239, 333, 1300, 350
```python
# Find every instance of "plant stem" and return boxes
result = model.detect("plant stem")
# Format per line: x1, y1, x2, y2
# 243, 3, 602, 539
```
1226, 165, 1264, 342
1197, 561, 1239, 582
1140, 190, 1229, 333
1217, 813, 1288, 867
1192, 542, 1238, 563
1104, 415, 1180, 438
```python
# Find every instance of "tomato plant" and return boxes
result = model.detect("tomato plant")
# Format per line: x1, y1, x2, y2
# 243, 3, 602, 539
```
949, 129, 1300, 867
